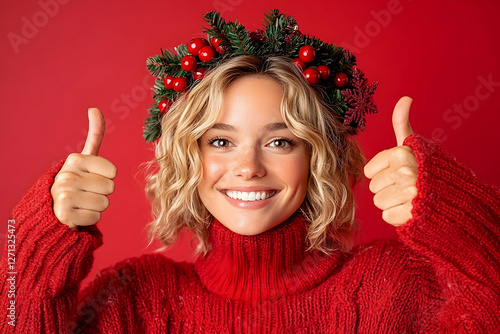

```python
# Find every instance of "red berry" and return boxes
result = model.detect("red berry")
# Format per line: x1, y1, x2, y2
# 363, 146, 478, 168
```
198, 46, 217, 62
158, 99, 172, 114
317, 65, 331, 80
181, 55, 197, 72
193, 67, 207, 80
293, 58, 306, 71
210, 37, 221, 46
163, 75, 174, 89
173, 77, 188, 92
303, 68, 320, 84
299, 45, 316, 63
211, 37, 226, 54
187, 38, 209, 56
334, 72, 348, 87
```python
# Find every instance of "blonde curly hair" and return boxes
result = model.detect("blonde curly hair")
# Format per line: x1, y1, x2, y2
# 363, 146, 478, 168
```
145, 55, 364, 257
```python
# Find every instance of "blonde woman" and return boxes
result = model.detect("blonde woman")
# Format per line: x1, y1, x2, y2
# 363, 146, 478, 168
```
2, 11, 499, 334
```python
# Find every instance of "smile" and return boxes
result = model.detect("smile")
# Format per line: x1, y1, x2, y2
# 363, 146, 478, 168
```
224, 190, 277, 201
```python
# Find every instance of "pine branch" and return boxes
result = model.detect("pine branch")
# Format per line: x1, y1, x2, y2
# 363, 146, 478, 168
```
147, 44, 193, 78
146, 55, 170, 77
261, 9, 299, 55
202, 11, 226, 40
224, 21, 255, 55
275, 11, 297, 34
143, 105, 162, 142
263, 9, 281, 29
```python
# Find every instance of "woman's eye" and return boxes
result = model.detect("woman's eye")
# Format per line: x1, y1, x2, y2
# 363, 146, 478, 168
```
269, 139, 292, 149
209, 138, 231, 148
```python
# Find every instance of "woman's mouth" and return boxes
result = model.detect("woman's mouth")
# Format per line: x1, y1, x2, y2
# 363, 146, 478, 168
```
223, 190, 277, 202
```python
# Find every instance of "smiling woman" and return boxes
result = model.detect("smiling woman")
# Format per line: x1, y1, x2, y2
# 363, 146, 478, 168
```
146, 55, 364, 255
198, 75, 311, 236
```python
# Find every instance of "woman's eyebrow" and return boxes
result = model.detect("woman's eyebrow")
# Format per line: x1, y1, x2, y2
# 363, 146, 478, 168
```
210, 122, 288, 132
211, 123, 237, 131
263, 122, 288, 131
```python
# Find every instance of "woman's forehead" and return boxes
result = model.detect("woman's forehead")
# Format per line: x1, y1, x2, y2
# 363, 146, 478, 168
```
217, 76, 284, 124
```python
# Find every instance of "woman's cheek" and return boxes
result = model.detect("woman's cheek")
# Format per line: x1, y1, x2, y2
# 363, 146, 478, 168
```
201, 154, 227, 183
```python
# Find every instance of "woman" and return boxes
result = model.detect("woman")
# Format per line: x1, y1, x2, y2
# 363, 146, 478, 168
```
1, 10, 499, 333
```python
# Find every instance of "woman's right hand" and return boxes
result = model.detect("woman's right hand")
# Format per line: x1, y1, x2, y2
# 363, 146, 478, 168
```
50, 108, 117, 230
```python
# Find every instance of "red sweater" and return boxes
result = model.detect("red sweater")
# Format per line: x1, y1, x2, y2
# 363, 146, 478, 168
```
1, 135, 499, 333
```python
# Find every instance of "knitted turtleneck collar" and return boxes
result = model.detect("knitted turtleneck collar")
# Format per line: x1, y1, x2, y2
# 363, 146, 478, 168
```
193, 213, 343, 302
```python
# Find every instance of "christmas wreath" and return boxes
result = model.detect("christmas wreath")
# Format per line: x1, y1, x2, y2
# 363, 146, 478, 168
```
144, 9, 378, 142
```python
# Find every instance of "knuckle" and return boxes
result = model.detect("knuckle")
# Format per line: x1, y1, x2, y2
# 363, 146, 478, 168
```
390, 147, 402, 159
56, 171, 79, 185
66, 153, 84, 169
391, 147, 408, 160
56, 191, 74, 205
59, 213, 72, 226
52, 203, 62, 217
397, 166, 414, 176
407, 185, 418, 198
53, 206, 71, 225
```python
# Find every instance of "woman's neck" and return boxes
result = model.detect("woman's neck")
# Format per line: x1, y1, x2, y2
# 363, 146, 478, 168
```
193, 213, 343, 302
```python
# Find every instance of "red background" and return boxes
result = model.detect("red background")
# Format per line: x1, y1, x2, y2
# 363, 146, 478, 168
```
1, 0, 499, 288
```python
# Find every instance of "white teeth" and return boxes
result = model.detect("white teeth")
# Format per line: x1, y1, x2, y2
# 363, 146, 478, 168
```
225, 190, 276, 201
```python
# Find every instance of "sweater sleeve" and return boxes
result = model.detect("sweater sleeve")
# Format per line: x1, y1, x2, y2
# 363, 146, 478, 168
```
0, 160, 103, 333
398, 134, 500, 332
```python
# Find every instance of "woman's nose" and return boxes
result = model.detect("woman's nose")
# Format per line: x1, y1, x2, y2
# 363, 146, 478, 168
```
233, 146, 266, 179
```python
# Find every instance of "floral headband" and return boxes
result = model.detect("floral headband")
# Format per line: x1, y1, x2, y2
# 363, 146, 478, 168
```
143, 9, 378, 142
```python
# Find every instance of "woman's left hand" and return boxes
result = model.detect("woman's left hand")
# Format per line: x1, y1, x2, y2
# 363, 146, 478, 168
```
364, 96, 418, 226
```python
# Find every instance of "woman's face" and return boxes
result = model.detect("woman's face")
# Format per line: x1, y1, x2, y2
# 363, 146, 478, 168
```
198, 75, 310, 235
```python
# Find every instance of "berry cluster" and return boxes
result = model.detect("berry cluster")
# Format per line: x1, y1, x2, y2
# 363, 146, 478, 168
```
158, 37, 226, 113
294, 45, 348, 88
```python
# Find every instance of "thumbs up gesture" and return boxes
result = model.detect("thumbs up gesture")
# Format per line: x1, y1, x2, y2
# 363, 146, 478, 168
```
364, 97, 418, 226
51, 108, 117, 230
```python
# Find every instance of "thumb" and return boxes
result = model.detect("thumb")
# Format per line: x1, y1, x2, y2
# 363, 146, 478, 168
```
81, 107, 105, 156
392, 96, 414, 146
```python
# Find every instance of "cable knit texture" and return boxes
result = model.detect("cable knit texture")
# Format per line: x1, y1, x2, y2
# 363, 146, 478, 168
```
1, 134, 499, 333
